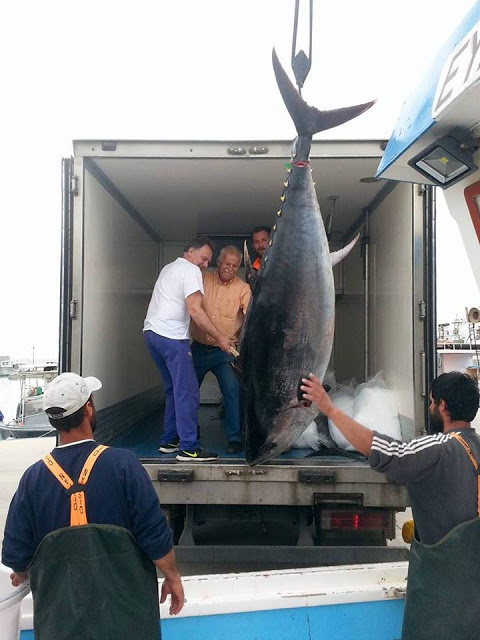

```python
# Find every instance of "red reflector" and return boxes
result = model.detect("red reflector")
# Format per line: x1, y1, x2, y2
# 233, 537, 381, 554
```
324, 510, 388, 531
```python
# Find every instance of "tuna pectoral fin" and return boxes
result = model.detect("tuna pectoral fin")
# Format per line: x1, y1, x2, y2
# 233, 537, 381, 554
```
330, 234, 360, 267
272, 49, 375, 136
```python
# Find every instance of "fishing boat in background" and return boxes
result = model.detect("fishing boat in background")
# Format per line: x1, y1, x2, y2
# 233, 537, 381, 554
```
0, 357, 17, 378
0, 363, 58, 439
437, 308, 480, 382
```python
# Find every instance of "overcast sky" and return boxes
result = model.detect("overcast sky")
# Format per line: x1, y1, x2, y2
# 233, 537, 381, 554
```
1, 0, 479, 360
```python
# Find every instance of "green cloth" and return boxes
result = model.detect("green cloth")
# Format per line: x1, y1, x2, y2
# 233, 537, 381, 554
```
28, 524, 161, 640
402, 517, 480, 640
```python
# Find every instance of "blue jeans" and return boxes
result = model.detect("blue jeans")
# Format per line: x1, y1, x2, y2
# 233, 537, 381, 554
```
144, 331, 199, 450
191, 341, 241, 442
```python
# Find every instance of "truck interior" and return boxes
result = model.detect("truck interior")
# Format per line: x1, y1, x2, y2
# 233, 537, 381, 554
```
68, 139, 423, 455
64, 139, 425, 556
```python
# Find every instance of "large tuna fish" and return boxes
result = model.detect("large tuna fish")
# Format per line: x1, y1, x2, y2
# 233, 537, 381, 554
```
240, 50, 374, 465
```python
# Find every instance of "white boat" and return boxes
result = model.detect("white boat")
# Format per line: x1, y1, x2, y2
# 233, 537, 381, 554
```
0, 562, 407, 640
0, 357, 17, 378
0, 363, 58, 439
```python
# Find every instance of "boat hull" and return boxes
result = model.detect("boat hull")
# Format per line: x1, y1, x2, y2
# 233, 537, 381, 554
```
0, 424, 54, 439
16, 563, 406, 639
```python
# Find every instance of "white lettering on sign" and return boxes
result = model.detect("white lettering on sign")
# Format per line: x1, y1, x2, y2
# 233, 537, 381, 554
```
433, 20, 480, 118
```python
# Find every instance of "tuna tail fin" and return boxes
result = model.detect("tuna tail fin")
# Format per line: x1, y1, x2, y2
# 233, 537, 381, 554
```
244, 240, 258, 292
272, 49, 375, 137
330, 234, 360, 267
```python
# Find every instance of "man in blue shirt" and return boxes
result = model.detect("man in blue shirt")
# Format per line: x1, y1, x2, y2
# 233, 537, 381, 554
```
2, 372, 184, 639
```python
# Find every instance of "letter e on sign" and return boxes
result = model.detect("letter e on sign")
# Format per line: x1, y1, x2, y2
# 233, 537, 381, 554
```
433, 20, 480, 119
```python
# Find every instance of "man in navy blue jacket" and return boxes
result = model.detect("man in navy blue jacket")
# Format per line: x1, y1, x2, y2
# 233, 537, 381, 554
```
2, 372, 184, 637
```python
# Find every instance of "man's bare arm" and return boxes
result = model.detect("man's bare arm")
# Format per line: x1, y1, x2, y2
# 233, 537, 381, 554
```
153, 548, 184, 615
301, 374, 373, 456
186, 291, 232, 353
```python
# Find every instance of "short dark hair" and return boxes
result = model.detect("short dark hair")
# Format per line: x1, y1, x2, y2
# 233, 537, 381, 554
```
431, 372, 479, 422
250, 226, 271, 241
184, 235, 213, 253
47, 405, 85, 432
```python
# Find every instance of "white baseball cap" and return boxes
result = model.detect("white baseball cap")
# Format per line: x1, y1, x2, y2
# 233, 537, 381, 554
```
44, 372, 102, 419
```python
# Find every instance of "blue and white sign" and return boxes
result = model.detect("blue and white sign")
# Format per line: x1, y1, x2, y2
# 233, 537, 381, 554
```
377, 1, 480, 183
433, 20, 480, 118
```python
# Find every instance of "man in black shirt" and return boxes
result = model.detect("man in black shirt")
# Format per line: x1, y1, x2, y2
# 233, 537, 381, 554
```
301, 371, 480, 640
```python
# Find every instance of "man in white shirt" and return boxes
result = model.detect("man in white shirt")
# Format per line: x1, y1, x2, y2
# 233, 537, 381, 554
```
144, 236, 232, 461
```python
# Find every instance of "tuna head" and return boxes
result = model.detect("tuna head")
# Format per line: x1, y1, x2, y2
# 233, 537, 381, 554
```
243, 389, 323, 466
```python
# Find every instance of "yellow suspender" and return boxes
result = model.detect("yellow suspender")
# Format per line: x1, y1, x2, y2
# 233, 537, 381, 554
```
451, 433, 480, 518
42, 445, 108, 527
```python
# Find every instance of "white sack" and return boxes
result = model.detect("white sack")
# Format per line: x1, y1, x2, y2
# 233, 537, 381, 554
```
329, 372, 402, 451
291, 420, 322, 450
328, 386, 356, 451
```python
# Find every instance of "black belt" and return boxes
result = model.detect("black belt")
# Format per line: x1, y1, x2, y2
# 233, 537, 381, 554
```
192, 341, 219, 350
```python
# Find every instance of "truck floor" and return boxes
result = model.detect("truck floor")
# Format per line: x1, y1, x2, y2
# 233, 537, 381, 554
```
110, 404, 365, 465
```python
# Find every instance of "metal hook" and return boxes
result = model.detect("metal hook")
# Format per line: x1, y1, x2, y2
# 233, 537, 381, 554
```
291, 0, 313, 95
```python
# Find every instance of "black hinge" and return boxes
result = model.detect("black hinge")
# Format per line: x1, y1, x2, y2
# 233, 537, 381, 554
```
298, 470, 335, 484
157, 470, 194, 483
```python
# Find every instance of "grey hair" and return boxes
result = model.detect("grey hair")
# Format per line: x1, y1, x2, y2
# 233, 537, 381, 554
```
217, 245, 242, 264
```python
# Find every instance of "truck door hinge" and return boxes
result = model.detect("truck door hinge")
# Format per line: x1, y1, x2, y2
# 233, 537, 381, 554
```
71, 176, 79, 196
418, 300, 426, 320
69, 299, 78, 319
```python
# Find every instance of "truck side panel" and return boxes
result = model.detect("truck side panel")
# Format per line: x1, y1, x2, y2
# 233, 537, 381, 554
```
81, 169, 160, 410
333, 242, 365, 385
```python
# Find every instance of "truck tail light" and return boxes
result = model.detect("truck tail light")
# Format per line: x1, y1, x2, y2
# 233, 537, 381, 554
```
320, 509, 390, 532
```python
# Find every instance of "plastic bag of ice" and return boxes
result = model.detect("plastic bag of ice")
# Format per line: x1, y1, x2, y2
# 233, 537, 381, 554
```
328, 384, 356, 451
353, 372, 402, 440
328, 372, 402, 451
291, 420, 322, 449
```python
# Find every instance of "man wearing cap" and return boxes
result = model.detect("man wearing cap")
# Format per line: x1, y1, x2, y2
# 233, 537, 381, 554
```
2, 372, 184, 640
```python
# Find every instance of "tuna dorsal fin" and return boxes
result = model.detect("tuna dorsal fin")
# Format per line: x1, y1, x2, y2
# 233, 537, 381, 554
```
330, 234, 360, 267
272, 49, 375, 137
244, 240, 258, 292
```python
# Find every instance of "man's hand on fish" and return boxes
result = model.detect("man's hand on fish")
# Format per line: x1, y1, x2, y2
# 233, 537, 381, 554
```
217, 334, 234, 354
301, 374, 335, 416
301, 374, 373, 457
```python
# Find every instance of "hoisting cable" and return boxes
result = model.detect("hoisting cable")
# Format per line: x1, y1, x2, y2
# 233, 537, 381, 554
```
291, 0, 313, 95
